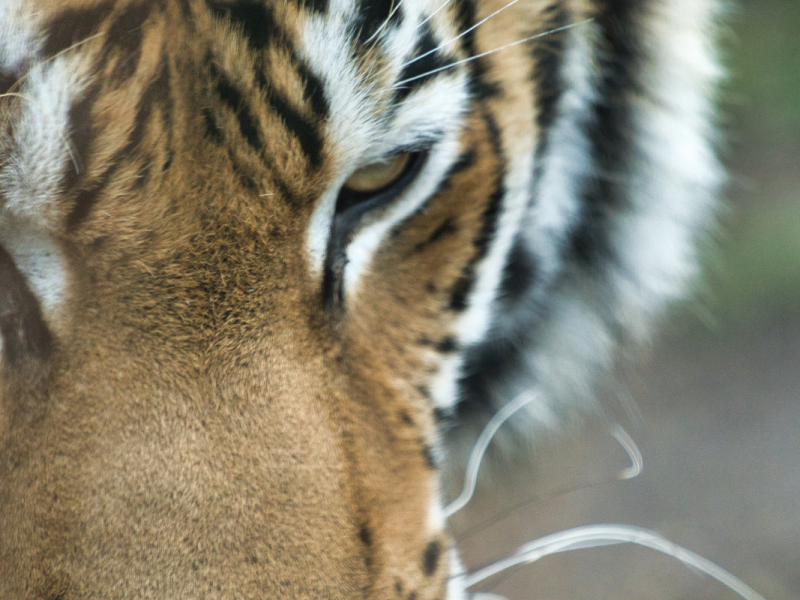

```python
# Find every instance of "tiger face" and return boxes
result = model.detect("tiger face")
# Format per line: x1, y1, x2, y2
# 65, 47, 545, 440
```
0, 0, 721, 598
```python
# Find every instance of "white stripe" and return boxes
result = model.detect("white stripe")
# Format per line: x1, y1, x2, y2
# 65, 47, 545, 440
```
523, 24, 599, 291
1, 55, 90, 228
430, 147, 535, 409
607, 0, 723, 339
0, 0, 38, 73
0, 215, 68, 326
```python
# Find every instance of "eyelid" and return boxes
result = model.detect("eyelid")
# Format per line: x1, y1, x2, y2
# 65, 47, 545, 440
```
323, 149, 430, 308
334, 150, 428, 216
343, 153, 412, 194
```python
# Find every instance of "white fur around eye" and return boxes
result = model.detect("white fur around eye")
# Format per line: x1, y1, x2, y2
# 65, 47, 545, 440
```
342, 129, 463, 298
0, 216, 68, 326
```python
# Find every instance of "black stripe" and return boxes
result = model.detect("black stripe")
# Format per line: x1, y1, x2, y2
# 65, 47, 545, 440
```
436, 337, 458, 353
126, 59, 171, 151
105, 2, 154, 82
448, 109, 505, 311
293, 55, 330, 119
204, 65, 300, 203
452, 0, 501, 100
44, 2, 156, 82
421, 443, 438, 470
203, 106, 224, 141
530, 3, 570, 157
67, 181, 106, 230
570, 0, 646, 268
205, 7, 325, 168
0, 70, 20, 96
264, 89, 324, 168
448, 276, 472, 311
206, 0, 285, 50
0, 243, 53, 365
498, 236, 539, 305
62, 2, 160, 209
450, 149, 477, 175
422, 540, 442, 575
414, 218, 459, 252
42, 1, 115, 58
177, 0, 193, 19
394, 24, 454, 103
358, 522, 373, 569
67, 62, 171, 229
457, 335, 528, 424
62, 85, 99, 196
250, 64, 324, 168
356, 0, 403, 45
211, 64, 264, 152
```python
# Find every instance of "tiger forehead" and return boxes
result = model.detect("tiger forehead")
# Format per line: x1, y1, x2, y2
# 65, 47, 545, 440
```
0, 0, 465, 218
29, 0, 462, 98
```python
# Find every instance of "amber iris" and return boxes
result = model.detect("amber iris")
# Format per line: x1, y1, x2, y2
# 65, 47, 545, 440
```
342, 153, 412, 193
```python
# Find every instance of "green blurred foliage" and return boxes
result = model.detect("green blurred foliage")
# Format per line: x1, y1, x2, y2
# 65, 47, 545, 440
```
729, 0, 800, 143
700, 0, 800, 327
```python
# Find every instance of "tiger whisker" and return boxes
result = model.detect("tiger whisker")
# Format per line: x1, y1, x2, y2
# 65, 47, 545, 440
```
392, 19, 592, 88
460, 524, 768, 600
610, 423, 643, 480
448, 399, 763, 600
456, 424, 643, 542
444, 390, 537, 518
414, 0, 456, 31
401, 0, 523, 70
364, 0, 404, 46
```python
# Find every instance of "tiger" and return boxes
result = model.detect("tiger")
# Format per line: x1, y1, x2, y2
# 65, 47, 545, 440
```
0, 0, 723, 598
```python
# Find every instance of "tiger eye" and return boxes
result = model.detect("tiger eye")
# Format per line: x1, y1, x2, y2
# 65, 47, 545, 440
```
342, 153, 412, 193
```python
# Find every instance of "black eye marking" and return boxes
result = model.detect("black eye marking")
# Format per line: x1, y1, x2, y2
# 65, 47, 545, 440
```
0, 244, 54, 366
322, 151, 429, 308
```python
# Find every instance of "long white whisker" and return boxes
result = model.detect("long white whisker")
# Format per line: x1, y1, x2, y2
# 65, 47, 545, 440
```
415, 0, 456, 31
444, 390, 537, 518
462, 524, 768, 600
393, 20, 592, 88
364, 0, 404, 46
610, 424, 643, 480
402, 0, 523, 69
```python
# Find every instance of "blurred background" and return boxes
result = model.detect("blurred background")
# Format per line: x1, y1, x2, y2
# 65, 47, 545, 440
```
452, 1, 800, 598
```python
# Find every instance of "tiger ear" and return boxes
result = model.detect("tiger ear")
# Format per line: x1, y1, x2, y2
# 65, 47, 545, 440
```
0, 241, 53, 367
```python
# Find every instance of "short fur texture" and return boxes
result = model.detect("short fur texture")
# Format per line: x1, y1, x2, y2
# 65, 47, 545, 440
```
0, 0, 722, 598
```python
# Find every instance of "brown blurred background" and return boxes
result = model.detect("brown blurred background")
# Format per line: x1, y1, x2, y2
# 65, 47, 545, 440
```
452, 1, 800, 598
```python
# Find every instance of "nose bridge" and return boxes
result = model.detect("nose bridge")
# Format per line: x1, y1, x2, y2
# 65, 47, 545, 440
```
204, 320, 451, 600
34, 314, 370, 598
202, 353, 373, 595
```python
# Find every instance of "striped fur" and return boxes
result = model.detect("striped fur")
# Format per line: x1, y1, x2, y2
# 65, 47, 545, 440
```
0, 0, 722, 598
